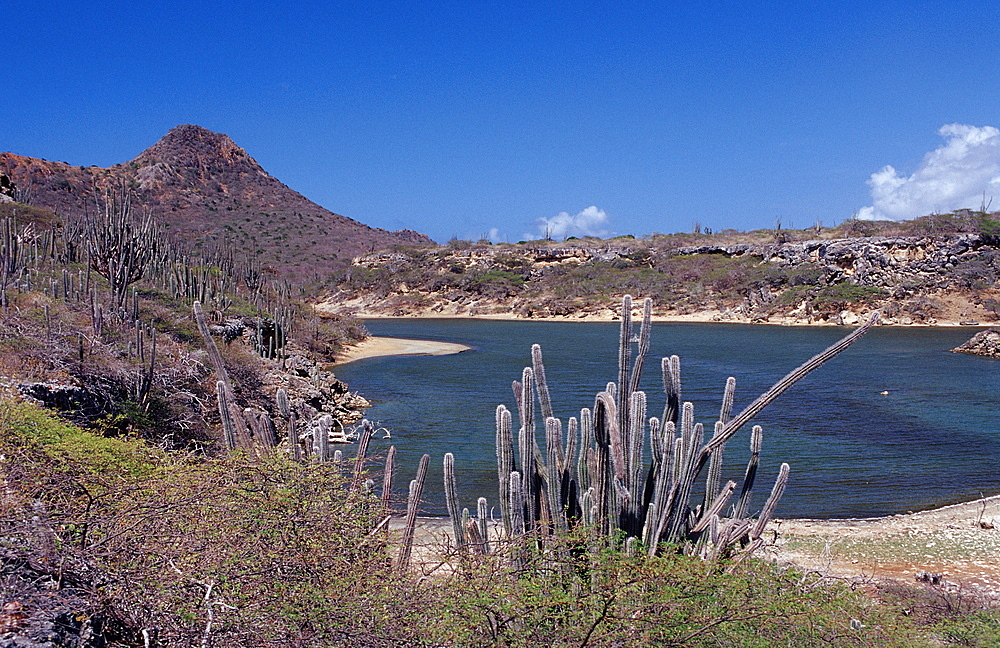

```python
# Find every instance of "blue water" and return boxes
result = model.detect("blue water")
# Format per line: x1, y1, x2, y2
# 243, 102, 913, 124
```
335, 320, 1000, 519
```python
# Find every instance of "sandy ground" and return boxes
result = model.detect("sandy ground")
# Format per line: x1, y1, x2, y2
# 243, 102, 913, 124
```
317, 299, 988, 328
334, 336, 471, 364
768, 496, 1000, 597
389, 497, 1000, 597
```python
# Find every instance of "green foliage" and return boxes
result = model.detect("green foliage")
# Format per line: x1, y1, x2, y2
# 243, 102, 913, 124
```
1, 399, 397, 646
420, 536, 924, 647
935, 610, 1000, 647
5, 398, 996, 647
471, 268, 526, 291
812, 284, 887, 310
0, 399, 160, 481
101, 453, 392, 647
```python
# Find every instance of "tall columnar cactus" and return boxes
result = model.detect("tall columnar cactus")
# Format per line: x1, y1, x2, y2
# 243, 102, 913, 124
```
381, 445, 397, 516
495, 295, 878, 560
217, 381, 237, 450
276, 387, 291, 420
351, 420, 375, 491
316, 414, 332, 462
443, 453, 467, 550
195, 300, 252, 449
397, 453, 430, 571
84, 184, 159, 309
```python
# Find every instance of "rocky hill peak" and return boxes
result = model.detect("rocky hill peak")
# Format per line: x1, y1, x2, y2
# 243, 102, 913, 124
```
127, 124, 267, 189
0, 125, 432, 282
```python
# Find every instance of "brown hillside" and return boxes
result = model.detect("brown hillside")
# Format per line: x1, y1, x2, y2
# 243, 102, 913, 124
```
0, 124, 431, 283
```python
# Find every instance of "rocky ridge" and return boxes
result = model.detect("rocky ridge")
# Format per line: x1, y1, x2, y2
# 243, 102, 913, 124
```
327, 230, 1000, 325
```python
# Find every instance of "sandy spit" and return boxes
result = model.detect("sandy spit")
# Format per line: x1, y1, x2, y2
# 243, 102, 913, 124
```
334, 336, 471, 365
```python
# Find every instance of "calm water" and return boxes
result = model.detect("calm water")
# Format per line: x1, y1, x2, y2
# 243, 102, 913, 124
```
335, 320, 1000, 519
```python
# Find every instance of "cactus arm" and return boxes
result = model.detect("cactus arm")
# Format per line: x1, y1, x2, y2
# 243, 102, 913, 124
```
531, 344, 555, 422
750, 463, 790, 540
704, 312, 880, 457
691, 480, 737, 533
381, 445, 396, 517
444, 453, 466, 549
719, 377, 736, 425
495, 404, 514, 535
396, 453, 430, 571
733, 425, 763, 520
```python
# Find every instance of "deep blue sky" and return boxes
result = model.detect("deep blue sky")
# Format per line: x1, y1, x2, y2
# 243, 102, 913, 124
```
5, 1, 1000, 242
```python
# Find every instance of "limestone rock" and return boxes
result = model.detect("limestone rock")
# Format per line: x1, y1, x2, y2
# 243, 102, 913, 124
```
952, 328, 1000, 358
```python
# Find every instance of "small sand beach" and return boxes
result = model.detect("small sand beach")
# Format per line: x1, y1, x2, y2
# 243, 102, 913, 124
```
334, 336, 471, 365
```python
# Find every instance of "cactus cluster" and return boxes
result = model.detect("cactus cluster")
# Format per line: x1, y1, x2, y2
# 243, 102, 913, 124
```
485, 294, 877, 560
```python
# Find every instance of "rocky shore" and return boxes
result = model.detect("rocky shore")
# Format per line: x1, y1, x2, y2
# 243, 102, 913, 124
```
324, 229, 1000, 326
952, 327, 1000, 358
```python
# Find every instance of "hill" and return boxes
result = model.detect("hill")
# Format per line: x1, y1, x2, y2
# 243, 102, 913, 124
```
321, 211, 1000, 325
0, 125, 430, 283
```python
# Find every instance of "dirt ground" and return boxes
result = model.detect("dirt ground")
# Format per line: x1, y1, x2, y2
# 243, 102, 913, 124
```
768, 495, 1000, 599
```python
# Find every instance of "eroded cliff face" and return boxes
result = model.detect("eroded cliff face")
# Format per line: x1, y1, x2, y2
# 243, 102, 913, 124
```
325, 233, 1000, 325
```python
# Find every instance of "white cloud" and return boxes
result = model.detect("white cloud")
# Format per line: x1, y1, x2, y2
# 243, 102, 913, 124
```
485, 227, 502, 244
858, 124, 1000, 221
530, 205, 611, 240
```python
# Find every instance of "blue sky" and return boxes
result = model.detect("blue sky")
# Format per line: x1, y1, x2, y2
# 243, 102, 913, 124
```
5, 1, 1000, 243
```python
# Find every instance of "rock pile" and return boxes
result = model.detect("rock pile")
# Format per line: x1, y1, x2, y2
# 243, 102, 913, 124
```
952, 328, 1000, 358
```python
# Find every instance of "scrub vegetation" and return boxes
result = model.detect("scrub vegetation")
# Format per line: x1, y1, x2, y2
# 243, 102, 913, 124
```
334, 209, 1000, 324
5, 142, 1000, 644
6, 393, 1000, 646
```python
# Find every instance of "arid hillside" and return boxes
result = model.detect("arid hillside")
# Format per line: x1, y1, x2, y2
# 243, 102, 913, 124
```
322, 211, 1000, 325
0, 125, 430, 284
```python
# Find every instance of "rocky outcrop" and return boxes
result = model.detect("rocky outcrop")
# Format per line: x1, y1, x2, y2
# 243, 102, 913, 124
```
952, 328, 1000, 358
17, 382, 109, 421
260, 343, 369, 426
674, 233, 997, 287
0, 543, 125, 648
0, 173, 15, 203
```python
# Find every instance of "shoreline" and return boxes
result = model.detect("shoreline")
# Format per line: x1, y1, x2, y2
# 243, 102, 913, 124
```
318, 303, 990, 328
334, 336, 471, 365
394, 495, 1000, 590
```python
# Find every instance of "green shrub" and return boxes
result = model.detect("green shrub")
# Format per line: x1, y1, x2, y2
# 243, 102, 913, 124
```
417, 535, 925, 647
812, 284, 887, 310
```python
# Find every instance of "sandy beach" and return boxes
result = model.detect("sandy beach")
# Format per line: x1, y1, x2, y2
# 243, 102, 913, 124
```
317, 299, 987, 328
334, 336, 471, 364
769, 495, 1000, 594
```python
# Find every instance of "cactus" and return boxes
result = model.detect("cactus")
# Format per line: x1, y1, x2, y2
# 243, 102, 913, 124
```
466, 518, 486, 555
495, 405, 514, 535
444, 452, 467, 550
732, 425, 763, 520
397, 453, 430, 571
217, 381, 237, 450
494, 295, 878, 561
83, 184, 158, 309
476, 496, 490, 555
351, 420, 374, 491
287, 409, 301, 462
276, 387, 291, 420
381, 445, 396, 516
